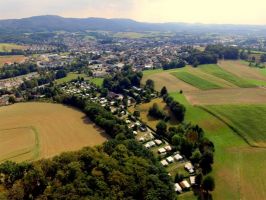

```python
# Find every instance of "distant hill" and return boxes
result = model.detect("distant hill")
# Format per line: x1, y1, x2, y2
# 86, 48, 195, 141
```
0, 15, 266, 34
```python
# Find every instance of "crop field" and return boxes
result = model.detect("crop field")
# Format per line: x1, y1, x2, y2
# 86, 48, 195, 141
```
0, 55, 27, 67
203, 105, 266, 147
185, 87, 266, 105
142, 70, 199, 92
0, 102, 109, 162
128, 98, 179, 129
199, 64, 256, 87
0, 43, 26, 52
171, 71, 222, 90
170, 92, 266, 200
218, 60, 266, 82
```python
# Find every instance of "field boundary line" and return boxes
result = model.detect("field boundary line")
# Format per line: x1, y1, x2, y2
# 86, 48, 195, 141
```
0, 126, 40, 162
198, 106, 266, 149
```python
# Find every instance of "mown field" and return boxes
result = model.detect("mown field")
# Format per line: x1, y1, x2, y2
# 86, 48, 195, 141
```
170, 92, 266, 200
185, 87, 266, 105
203, 104, 266, 147
0, 43, 26, 52
0, 55, 27, 67
171, 71, 222, 90
0, 102, 109, 162
199, 64, 256, 88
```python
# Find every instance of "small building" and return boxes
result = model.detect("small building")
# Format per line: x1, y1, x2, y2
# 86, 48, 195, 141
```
154, 139, 163, 146
148, 141, 156, 147
144, 143, 151, 149
133, 131, 138, 135
174, 154, 183, 161
166, 156, 174, 163
174, 183, 183, 193
160, 159, 168, 167
180, 180, 191, 189
165, 145, 172, 152
138, 137, 145, 142
184, 162, 194, 174
158, 148, 166, 154
190, 176, 196, 185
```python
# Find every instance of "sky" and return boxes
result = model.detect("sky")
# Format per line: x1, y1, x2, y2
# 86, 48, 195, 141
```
0, 0, 266, 25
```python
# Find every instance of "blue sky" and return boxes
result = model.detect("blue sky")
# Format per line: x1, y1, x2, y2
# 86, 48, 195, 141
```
0, 0, 266, 25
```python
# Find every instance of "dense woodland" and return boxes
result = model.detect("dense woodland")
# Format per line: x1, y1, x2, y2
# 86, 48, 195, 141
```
0, 139, 175, 200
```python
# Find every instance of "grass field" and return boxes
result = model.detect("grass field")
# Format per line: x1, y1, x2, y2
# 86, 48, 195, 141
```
185, 87, 266, 105
199, 64, 256, 87
128, 98, 179, 129
0, 43, 25, 52
0, 55, 26, 67
0, 102, 109, 162
55, 72, 89, 84
90, 77, 104, 87
142, 69, 200, 92
203, 105, 266, 147
171, 71, 222, 90
219, 60, 266, 82
170, 92, 266, 200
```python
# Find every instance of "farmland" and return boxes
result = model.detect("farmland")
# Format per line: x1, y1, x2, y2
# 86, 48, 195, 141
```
170, 92, 266, 200
199, 64, 256, 87
0, 55, 27, 67
185, 87, 266, 105
171, 71, 222, 90
0, 43, 26, 52
218, 60, 266, 82
0, 102, 109, 162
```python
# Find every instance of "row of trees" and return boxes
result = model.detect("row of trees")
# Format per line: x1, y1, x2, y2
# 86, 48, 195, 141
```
0, 139, 176, 200
0, 62, 37, 79
163, 94, 186, 122
148, 103, 169, 121
163, 60, 186, 70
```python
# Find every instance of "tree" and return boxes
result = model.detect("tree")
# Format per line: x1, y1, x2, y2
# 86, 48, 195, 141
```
156, 121, 167, 136
202, 176, 215, 194
55, 70, 67, 79
145, 79, 155, 91
160, 86, 168, 97
8, 96, 16, 104
133, 111, 140, 118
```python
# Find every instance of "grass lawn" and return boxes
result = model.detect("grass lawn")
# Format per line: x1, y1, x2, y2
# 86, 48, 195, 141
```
171, 71, 222, 90
170, 92, 266, 200
0, 43, 25, 52
55, 72, 89, 84
89, 78, 104, 87
199, 64, 256, 88
128, 98, 179, 129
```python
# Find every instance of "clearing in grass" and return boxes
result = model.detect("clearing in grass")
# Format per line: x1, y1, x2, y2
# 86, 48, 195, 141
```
0, 102, 109, 162
199, 64, 256, 87
171, 71, 222, 90
128, 98, 179, 129
55, 72, 89, 84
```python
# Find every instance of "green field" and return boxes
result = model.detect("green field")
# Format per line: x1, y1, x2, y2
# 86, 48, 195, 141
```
90, 77, 104, 87
170, 92, 266, 200
171, 71, 222, 90
0, 43, 25, 52
55, 72, 89, 84
199, 64, 255, 87
203, 105, 266, 147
